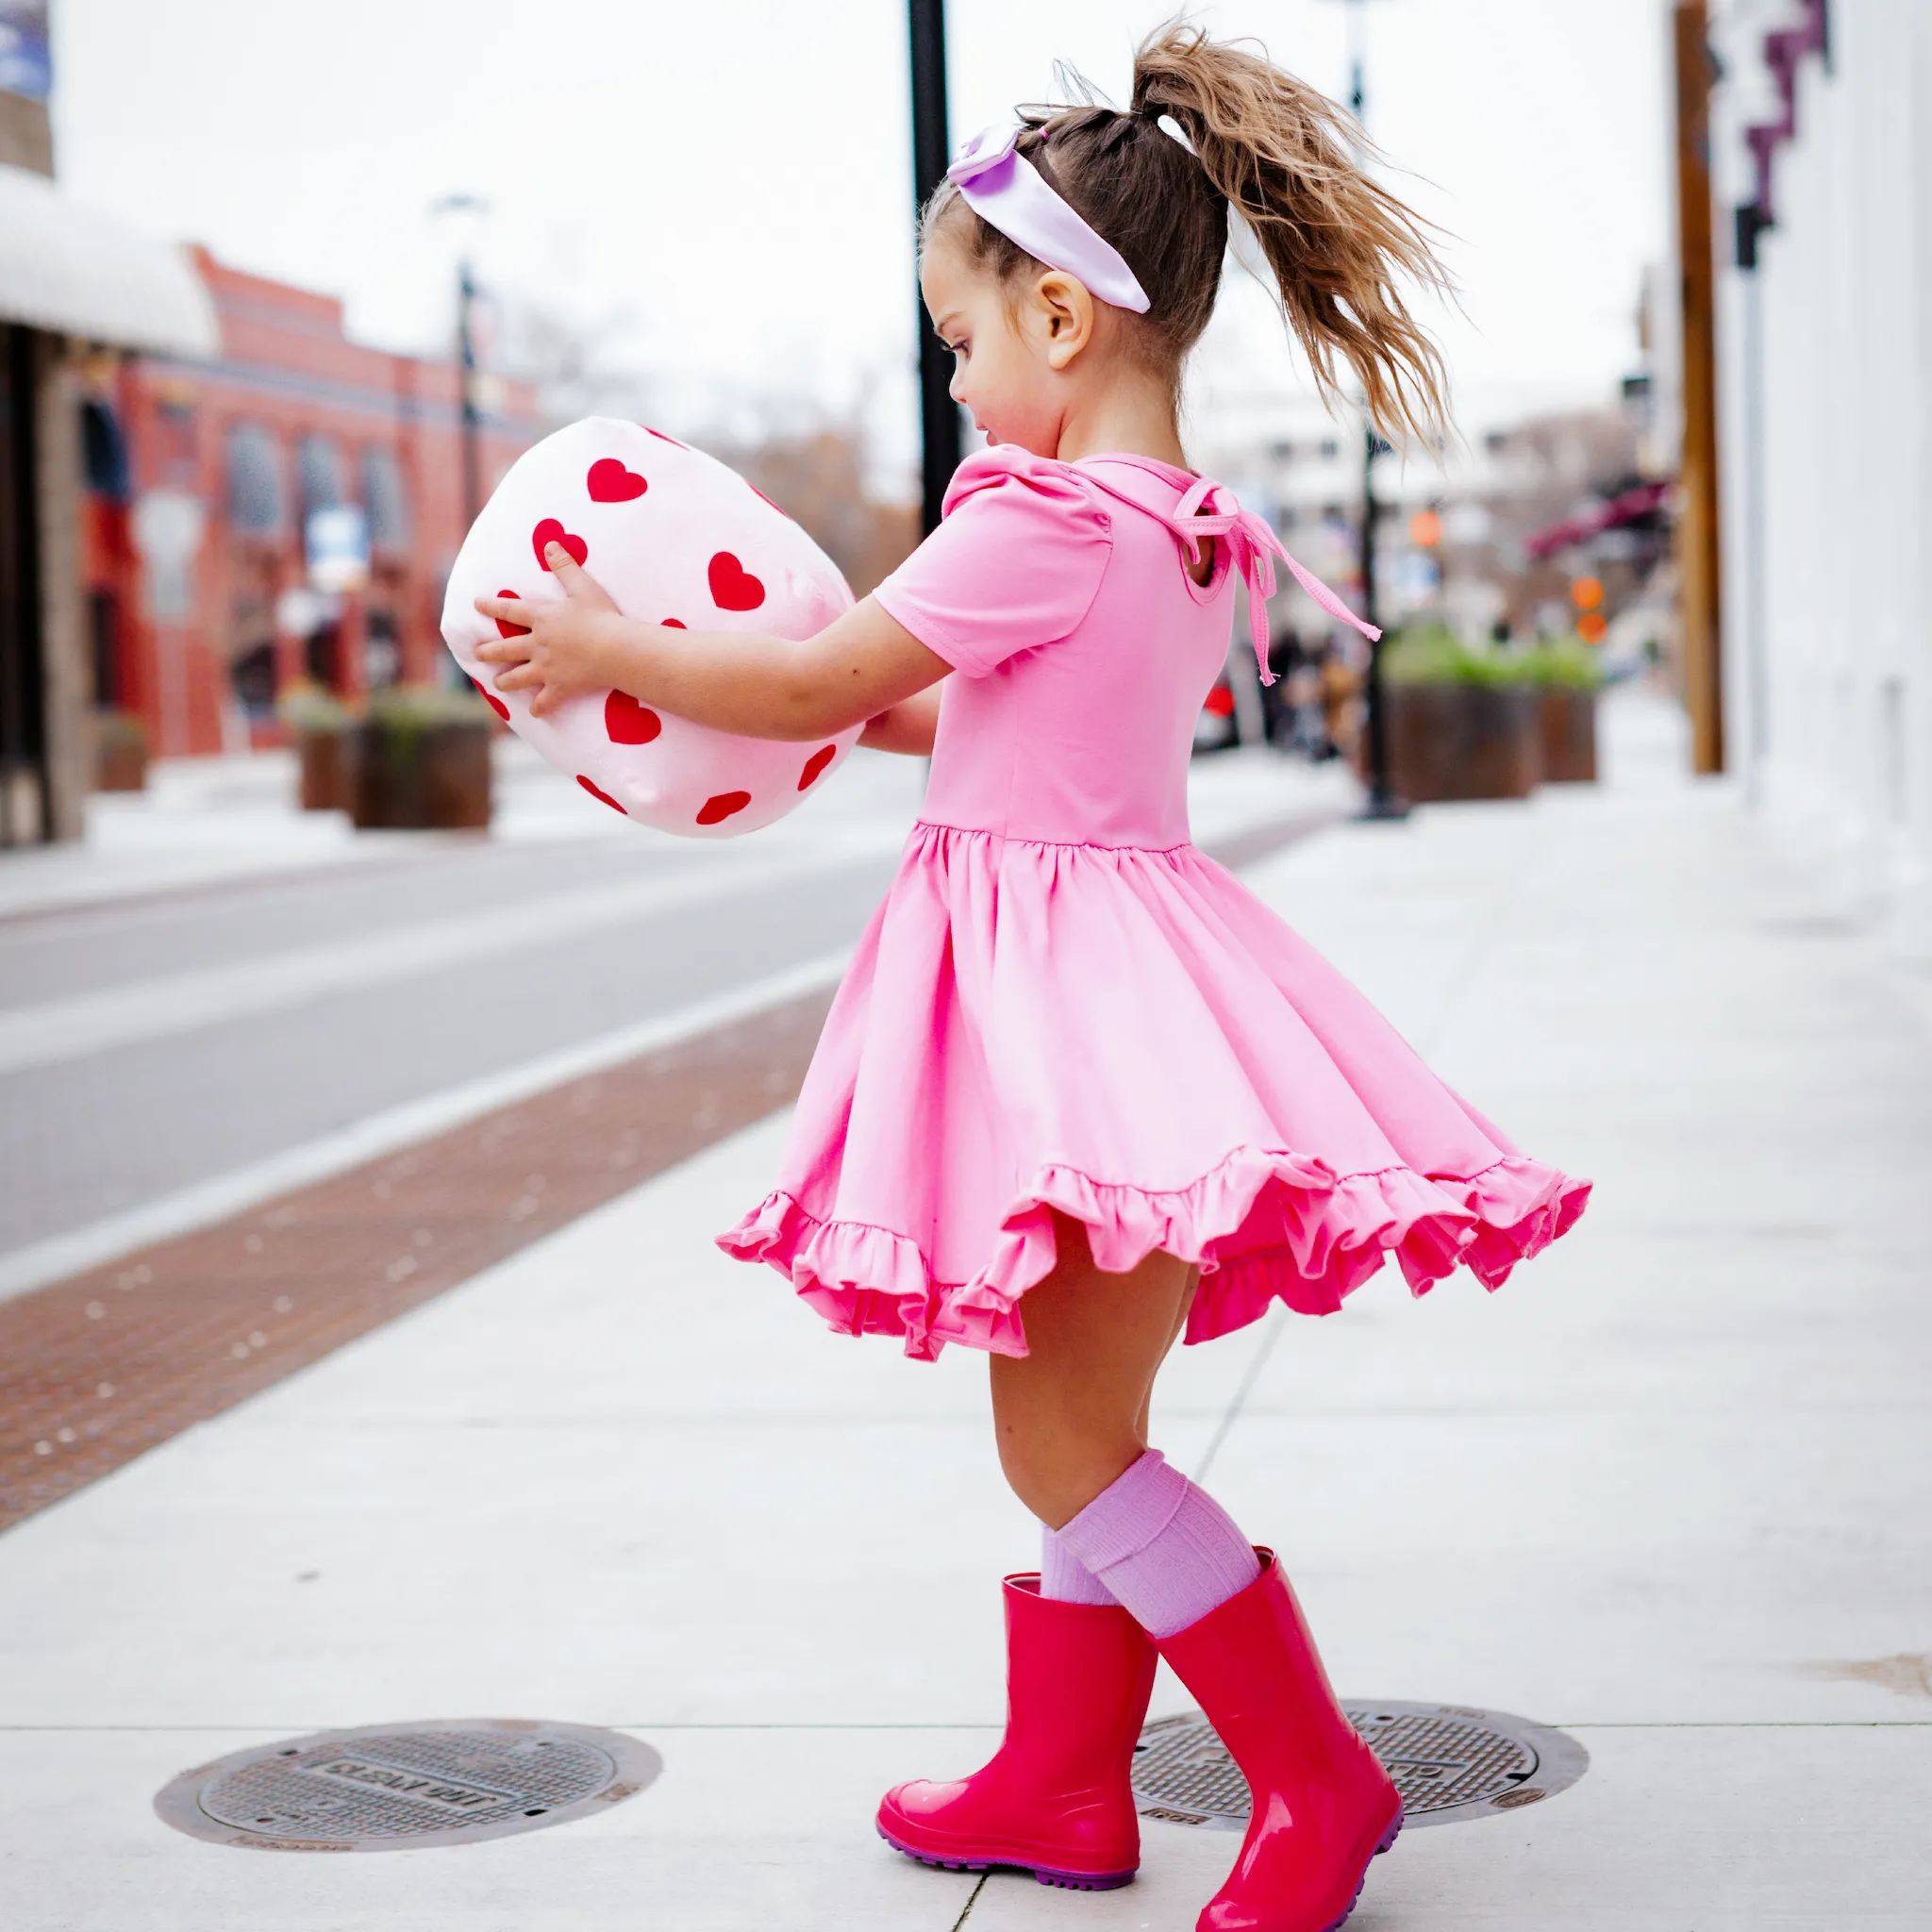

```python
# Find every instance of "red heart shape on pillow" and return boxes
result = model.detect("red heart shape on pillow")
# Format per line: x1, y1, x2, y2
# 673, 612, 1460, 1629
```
696, 790, 752, 825
493, 587, 529, 639
605, 691, 662, 744
661, 618, 687, 629
534, 518, 588, 569
707, 551, 765, 611
577, 774, 628, 815
470, 675, 509, 722
643, 425, 688, 448
798, 744, 837, 790
587, 458, 648, 503
748, 482, 791, 521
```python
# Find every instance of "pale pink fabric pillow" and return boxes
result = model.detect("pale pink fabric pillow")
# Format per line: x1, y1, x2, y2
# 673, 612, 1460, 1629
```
441, 417, 859, 837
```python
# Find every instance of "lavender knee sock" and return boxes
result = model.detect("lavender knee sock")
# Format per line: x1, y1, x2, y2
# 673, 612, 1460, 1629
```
1039, 1524, 1118, 1606
1054, 1450, 1262, 1640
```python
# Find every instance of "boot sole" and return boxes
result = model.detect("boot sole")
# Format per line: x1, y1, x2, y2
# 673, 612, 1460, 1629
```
877, 1823, 1137, 1890
1320, 1806, 1405, 1932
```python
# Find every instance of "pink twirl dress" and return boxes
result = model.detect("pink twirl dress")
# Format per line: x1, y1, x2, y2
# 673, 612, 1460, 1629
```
718, 447, 1589, 1358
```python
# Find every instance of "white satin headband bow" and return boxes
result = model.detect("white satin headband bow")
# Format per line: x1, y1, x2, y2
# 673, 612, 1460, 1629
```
946, 124, 1152, 314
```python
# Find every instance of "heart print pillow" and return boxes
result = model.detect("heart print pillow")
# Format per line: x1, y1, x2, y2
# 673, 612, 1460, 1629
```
441, 417, 859, 837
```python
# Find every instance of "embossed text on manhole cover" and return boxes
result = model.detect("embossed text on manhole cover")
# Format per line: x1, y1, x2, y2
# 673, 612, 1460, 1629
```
1133, 1701, 1588, 1831
154, 1719, 661, 1851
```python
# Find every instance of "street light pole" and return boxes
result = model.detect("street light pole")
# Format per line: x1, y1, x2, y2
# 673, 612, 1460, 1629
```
457, 255, 483, 531
908, 0, 961, 535
433, 194, 490, 532
1324, 0, 1407, 819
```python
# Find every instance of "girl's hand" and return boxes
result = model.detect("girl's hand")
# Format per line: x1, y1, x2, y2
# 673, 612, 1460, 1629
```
475, 545, 627, 718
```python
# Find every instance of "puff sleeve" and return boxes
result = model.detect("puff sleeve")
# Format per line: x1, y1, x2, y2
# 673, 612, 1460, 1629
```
872, 447, 1114, 677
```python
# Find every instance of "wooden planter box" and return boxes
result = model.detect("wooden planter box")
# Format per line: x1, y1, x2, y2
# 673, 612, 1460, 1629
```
92, 718, 149, 792
297, 727, 356, 812
351, 720, 492, 830
1537, 687, 1599, 784
1385, 683, 1539, 802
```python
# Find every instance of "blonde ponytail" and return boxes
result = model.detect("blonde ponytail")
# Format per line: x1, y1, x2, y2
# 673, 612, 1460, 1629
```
1132, 22, 1453, 446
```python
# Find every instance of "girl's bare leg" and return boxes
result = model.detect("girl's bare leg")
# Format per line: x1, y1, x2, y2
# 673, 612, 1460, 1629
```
1135, 1264, 1198, 1444
990, 1216, 1197, 1528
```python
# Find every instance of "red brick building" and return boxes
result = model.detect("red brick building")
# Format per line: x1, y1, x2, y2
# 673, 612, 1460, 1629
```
80, 247, 542, 755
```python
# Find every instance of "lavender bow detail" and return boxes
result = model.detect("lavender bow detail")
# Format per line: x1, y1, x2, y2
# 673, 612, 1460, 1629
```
941, 123, 1152, 315
947, 124, 1022, 188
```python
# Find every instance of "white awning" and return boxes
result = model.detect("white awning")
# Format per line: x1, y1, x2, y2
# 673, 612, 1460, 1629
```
0, 163, 218, 358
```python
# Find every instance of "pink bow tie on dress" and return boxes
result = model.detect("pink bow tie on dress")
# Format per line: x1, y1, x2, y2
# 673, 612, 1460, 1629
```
1166, 478, 1380, 686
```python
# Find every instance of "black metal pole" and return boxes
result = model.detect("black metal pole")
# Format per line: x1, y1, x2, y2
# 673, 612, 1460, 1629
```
908, 0, 960, 535
457, 256, 483, 531
1346, 33, 1407, 819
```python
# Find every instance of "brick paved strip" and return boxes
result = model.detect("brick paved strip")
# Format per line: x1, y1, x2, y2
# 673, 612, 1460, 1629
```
0, 806, 1339, 1538
0, 989, 832, 1536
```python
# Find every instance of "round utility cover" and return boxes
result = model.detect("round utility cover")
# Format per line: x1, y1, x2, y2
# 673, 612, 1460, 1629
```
1133, 1701, 1588, 1831
154, 1718, 661, 1851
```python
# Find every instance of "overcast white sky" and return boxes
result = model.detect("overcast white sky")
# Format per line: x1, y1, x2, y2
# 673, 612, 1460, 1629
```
48, 0, 1671, 476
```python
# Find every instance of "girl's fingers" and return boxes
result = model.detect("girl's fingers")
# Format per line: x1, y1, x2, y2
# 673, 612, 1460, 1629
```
475, 593, 531, 625
493, 662, 541, 691
544, 545, 617, 610
475, 637, 529, 665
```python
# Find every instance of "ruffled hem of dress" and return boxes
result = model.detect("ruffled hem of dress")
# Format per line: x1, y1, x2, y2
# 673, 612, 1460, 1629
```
714, 1146, 1591, 1362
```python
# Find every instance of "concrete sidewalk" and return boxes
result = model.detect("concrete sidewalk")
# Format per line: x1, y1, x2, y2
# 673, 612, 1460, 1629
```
2, 695, 1927, 1928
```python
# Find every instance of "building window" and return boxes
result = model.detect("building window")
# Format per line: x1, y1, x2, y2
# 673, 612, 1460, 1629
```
226, 423, 284, 534
157, 399, 198, 475
82, 401, 130, 501
361, 446, 409, 551
297, 433, 342, 519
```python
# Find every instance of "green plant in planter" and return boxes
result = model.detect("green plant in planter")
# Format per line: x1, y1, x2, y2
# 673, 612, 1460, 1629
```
1384, 625, 1605, 691
95, 708, 149, 754
363, 683, 496, 745
278, 683, 357, 733
1383, 625, 1517, 687
1514, 634, 1604, 691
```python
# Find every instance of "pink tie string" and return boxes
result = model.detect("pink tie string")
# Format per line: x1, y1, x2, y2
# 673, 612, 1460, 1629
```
1162, 479, 1379, 686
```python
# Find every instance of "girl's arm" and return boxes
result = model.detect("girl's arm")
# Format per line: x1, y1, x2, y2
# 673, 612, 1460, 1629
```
859, 687, 941, 756
475, 542, 948, 742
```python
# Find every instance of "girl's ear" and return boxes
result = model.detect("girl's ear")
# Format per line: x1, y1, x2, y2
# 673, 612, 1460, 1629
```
1031, 271, 1096, 371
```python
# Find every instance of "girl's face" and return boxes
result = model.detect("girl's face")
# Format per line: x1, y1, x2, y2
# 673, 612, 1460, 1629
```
919, 225, 1095, 458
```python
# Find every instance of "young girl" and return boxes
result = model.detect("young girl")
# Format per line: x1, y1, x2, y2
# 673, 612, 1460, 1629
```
477, 25, 1587, 1931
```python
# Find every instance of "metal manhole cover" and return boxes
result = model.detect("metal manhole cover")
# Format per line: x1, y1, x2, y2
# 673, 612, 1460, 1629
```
154, 1719, 662, 1851
1133, 1701, 1587, 1831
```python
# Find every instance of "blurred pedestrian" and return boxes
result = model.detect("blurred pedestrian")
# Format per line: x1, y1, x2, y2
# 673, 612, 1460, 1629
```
475, 24, 1588, 1930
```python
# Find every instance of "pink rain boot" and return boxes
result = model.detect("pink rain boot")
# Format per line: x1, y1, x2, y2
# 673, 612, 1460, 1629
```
877, 1574, 1157, 1890
1156, 1552, 1402, 1932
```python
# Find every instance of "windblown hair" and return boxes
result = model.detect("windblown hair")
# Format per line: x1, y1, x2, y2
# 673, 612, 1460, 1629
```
923, 20, 1453, 446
